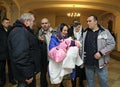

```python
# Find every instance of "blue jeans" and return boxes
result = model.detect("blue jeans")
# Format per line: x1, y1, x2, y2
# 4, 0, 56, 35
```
85, 65, 109, 87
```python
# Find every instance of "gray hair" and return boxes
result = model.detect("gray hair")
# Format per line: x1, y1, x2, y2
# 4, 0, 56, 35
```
20, 13, 34, 22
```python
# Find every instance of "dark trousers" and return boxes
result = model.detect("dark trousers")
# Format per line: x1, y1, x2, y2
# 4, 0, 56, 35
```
72, 66, 86, 87
0, 60, 6, 86
7, 58, 15, 81
17, 76, 36, 87
40, 65, 48, 87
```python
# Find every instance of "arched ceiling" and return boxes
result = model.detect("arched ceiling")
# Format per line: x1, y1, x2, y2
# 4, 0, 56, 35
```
0, 0, 117, 18
13, 0, 120, 16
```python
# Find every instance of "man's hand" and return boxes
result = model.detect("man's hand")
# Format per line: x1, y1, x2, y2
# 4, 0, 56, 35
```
25, 77, 33, 84
38, 35, 45, 41
94, 52, 102, 59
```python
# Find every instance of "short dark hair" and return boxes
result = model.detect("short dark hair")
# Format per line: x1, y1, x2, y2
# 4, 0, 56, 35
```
89, 15, 98, 21
2, 18, 9, 22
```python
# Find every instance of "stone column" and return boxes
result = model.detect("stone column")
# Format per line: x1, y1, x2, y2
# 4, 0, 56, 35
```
114, 14, 120, 51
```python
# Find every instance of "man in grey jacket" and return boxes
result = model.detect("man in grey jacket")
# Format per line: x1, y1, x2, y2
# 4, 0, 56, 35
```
82, 15, 115, 87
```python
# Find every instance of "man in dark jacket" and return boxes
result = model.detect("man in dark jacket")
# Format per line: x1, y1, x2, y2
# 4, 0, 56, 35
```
38, 18, 54, 87
8, 13, 41, 87
0, 18, 16, 87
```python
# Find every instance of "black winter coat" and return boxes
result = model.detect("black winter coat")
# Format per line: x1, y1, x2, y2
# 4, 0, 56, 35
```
0, 24, 9, 60
8, 20, 41, 82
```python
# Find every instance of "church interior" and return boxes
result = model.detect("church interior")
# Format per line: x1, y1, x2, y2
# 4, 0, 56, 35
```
0, 0, 120, 87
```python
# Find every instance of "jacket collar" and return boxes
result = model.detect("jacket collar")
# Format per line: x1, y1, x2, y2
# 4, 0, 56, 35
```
85, 24, 105, 32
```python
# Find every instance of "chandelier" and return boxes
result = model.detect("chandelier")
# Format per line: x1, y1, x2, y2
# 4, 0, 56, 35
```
67, 5, 80, 18
67, 12, 80, 17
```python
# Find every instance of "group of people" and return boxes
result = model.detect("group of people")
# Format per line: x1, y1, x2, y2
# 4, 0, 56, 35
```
0, 12, 115, 87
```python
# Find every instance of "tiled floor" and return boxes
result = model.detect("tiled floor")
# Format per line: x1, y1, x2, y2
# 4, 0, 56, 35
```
4, 58, 120, 87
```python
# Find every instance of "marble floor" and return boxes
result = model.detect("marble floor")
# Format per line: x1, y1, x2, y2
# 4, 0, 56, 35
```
4, 58, 120, 87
